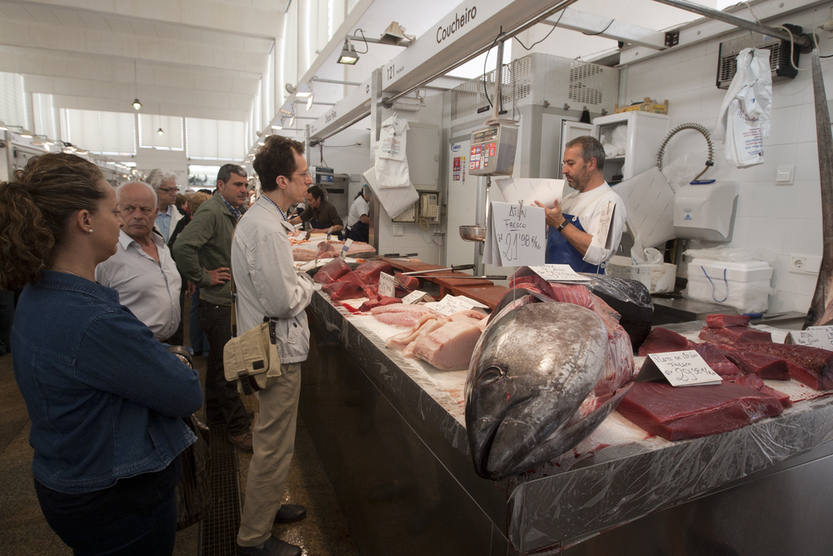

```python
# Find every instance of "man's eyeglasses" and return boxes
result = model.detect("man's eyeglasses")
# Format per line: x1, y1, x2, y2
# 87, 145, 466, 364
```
157, 187, 177, 193
283, 171, 311, 180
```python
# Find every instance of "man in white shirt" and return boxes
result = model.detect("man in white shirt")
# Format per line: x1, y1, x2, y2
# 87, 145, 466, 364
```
346, 185, 370, 242
535, 136, 627, 273
96, 181, 182, 342
147, 169, 182, 243
231, 135, 315, 556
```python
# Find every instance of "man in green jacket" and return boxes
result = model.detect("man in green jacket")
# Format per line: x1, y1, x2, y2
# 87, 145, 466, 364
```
172, 164, 252, 451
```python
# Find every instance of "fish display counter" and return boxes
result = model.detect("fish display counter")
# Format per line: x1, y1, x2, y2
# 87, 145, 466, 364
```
299, 291, 833, 555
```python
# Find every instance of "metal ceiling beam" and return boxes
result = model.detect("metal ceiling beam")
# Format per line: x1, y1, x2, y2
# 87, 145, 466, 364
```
309, 0, 580, 142
620, 0, 827, 66
542, 7, 667, 50
11, 0, 283, 41
310, 77, 361, 86
652, 0, 813, 49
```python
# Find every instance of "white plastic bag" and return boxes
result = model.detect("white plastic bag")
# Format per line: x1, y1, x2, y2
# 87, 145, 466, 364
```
374, 114, 411, 189
715, 48, 772, 168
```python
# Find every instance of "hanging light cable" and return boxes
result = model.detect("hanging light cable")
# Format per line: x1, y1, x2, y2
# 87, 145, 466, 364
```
132, 60, 142, 111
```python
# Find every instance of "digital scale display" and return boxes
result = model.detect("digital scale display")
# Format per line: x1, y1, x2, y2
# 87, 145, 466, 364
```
469, 123, 517, 176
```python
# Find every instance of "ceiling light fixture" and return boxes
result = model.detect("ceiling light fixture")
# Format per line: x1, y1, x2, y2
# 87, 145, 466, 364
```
131, 60, 141, 111
337, 38, 359, 65
157, 127, 165, 135
271, 123, 283, 130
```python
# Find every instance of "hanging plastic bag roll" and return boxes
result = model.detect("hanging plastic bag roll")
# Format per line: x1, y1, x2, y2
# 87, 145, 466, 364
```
715, 48, 772, 168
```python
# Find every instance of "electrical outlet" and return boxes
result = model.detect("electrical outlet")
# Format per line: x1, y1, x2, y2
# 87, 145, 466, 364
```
775, 165, 794, 185
790, 254, 821, 275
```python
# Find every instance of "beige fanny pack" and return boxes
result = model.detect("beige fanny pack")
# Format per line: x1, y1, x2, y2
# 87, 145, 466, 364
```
223, 277, 282, 394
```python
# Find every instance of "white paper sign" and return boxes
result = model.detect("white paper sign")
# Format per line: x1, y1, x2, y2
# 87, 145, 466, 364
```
424, 294, 488, 316
528, 264, 591, 283
492, 177, 564, 209
378, 272, 395, 297
751, 324, 790, 344
647, 350, 723, 387
787, 327, 833, 350
484, 201, 546, 267
402, 290, 428, 304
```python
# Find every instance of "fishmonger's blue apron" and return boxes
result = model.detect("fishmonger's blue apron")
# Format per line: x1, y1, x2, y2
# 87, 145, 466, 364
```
545, 213, 605, 274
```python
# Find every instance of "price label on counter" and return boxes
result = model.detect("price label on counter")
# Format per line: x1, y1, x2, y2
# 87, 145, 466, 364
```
402, 290, 428, 304
643, 350, 723, 387
424, 294, 488, 316
529, 264, 591, 283
787, 326, 833, 350
378, 272, 395, 297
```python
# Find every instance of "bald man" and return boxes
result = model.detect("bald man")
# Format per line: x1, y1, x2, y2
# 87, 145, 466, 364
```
96, 181, 182, 342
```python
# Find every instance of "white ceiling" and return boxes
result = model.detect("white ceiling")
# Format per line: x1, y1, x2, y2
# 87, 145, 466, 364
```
0, 0, 286, 122
0, 0, 763, 144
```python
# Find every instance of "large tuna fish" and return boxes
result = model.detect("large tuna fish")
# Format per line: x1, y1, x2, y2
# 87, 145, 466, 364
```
465, 300, 611, 480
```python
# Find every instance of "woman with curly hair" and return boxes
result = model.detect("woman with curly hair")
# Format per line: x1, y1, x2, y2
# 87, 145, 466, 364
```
0, 153, 203, 555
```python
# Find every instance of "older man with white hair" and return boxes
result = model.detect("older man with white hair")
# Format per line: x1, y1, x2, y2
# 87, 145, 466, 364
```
147, 169, 183, 243
96, 181, 182, 342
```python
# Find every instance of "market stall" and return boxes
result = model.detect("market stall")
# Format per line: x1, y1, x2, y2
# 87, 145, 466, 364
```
299, 288, 833, 555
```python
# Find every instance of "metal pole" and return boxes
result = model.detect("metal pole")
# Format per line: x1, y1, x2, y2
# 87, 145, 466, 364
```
652, 0, 812, 49
310, 77, 361, 86
492, 38, 505, 120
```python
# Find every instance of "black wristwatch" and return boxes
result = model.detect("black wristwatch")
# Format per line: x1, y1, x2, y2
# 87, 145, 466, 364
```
557, 220, 569, 232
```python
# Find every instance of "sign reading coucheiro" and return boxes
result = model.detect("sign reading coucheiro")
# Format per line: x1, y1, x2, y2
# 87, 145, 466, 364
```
436, 6, 477, 44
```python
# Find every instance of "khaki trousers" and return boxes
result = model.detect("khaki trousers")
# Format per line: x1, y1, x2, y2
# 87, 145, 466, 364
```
236, 363, 302, 547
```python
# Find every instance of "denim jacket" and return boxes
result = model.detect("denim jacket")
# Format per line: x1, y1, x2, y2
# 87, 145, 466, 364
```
12, 271, 203, 494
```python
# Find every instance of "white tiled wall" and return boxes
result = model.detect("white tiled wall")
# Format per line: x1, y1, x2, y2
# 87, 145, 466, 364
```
622, 6, 833, 313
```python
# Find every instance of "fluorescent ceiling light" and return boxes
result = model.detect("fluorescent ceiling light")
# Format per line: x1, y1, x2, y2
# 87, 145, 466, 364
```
337, 38, 359, 65
271, 123, 283, 130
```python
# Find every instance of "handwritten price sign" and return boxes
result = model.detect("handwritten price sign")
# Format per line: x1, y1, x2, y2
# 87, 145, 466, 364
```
647, 350, 723, 387
485, 201, 545, 266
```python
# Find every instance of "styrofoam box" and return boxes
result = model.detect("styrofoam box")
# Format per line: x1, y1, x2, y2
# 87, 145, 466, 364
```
686, 258, 773, 282
606, 255, 677, 293
684, 276, 772, 313
684, 258, 773, 313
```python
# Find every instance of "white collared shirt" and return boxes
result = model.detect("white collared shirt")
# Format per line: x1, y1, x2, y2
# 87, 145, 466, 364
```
560, 182, 627, 266
96, 230, 182, 341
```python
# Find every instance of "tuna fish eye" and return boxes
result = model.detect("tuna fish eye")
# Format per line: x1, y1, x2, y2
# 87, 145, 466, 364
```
480, 366, 505, 384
